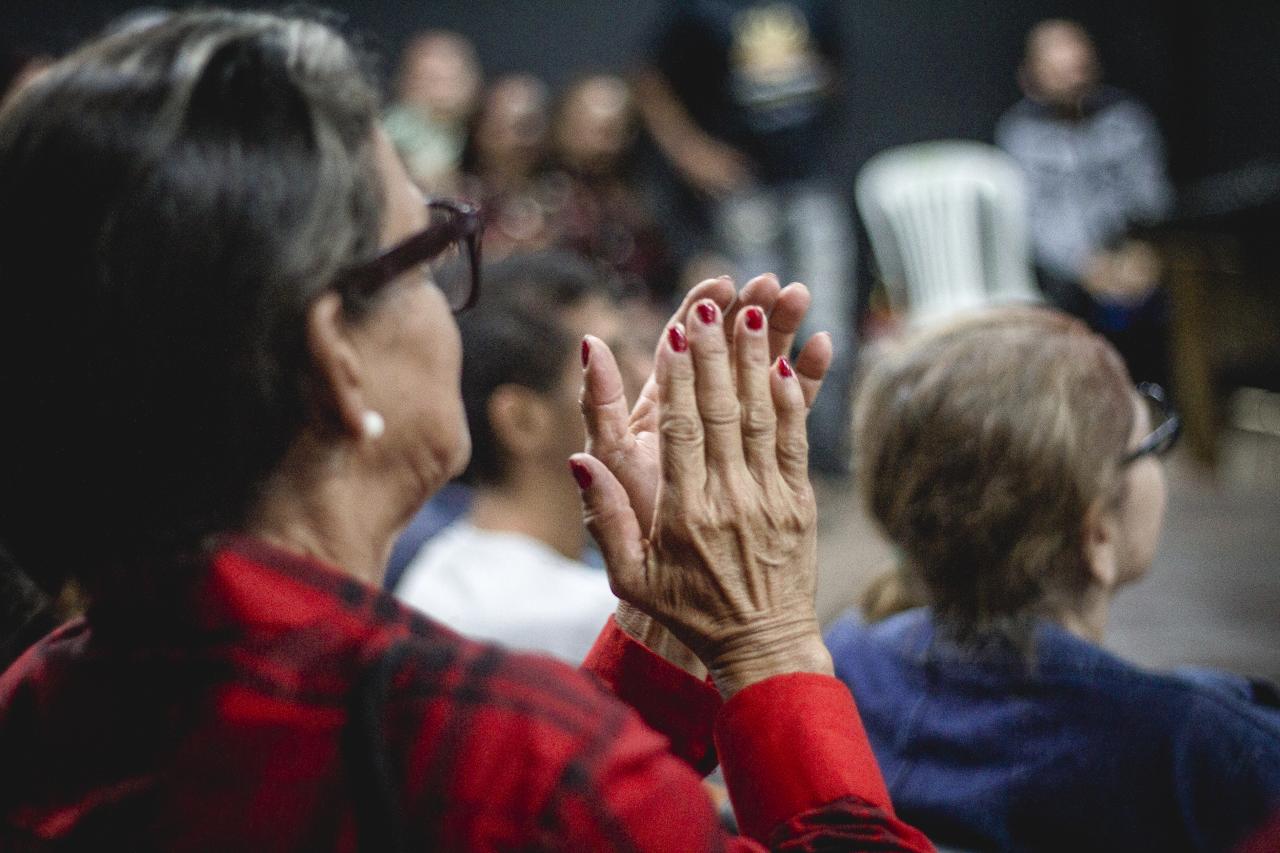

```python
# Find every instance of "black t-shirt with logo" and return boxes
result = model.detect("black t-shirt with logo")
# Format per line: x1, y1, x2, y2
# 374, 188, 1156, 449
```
647, 0, 843, 183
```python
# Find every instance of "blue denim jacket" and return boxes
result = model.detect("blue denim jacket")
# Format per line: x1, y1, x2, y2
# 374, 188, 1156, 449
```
826, 608, 1280, 852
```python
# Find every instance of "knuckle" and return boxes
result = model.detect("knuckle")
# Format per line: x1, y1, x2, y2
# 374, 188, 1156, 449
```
660, 413, 703, 446
701, 399, 741, 429
777, 434, 810, 469
740, 402, 776, 440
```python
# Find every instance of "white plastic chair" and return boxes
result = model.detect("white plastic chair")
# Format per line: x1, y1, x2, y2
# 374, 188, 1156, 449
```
855, 140, 1040, 324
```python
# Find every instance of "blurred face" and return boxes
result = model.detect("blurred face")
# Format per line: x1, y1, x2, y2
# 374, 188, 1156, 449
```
1025, 22, 1100, 109
475, 76, 549, 175
556, 76, 634, 175
398, 34, 480, 124
1111, 392, 1169, 585
361, 132, 471, 495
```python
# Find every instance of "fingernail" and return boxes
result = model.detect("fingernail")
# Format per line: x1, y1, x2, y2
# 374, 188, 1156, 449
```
580, 337, 590, 368
569, 459, 592, 490
668, 324, 688, 353
777, 356, 794, 378
695, 301, 717, 325
745, 306, 764, 331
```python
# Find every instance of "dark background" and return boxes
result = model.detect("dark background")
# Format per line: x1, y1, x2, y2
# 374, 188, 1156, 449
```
6, 1, 1279, 198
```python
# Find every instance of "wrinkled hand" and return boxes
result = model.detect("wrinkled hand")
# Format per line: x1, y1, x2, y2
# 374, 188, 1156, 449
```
573, 298, 832, 697
581, 273, 832, 537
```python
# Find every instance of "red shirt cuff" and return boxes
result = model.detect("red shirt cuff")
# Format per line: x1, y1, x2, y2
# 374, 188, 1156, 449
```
581, 615, 722, 775
715, 672, 893, 843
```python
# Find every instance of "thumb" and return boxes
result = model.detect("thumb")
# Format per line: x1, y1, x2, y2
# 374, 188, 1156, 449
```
569, 453, 646, 602
580, 335, 632, 462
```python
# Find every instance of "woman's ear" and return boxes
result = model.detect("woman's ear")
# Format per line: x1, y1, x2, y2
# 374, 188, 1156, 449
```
1082, 497, 1120, 591
305, 292, 368, 440
487, 384, 554, 462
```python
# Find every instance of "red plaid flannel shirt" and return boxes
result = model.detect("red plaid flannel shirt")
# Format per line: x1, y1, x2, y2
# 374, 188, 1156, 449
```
0, 536, 932, 851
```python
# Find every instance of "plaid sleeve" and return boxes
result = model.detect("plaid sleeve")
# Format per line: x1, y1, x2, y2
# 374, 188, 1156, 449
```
580, 620, 934, 851
582, 615, 722, 775
544, 675, 934, 852
717, 674, 935, 850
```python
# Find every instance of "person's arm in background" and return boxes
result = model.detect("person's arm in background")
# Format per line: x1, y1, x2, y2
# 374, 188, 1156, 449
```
634, 68, 751, 198
632, 5, 751, 198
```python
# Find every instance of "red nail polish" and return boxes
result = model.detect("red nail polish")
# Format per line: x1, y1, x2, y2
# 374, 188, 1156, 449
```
668, 325, 688, 353
569, 459, 592, 490
745, 307, 764, 331
778, 357, 794, 378
695, 302, 717, 325
580, 337, 590, 368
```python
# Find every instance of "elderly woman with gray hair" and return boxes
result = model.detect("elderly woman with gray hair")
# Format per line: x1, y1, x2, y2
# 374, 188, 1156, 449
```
0, 10, 930, 851
826, 306, 1280, 852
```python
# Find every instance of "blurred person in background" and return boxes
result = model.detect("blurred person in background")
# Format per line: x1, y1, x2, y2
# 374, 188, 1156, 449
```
463, 73, 560, 258
997, 19, 1174, 385
635, 0, 857, 475
552, 73, 677, 303
384, 30, 482, 196
0, 10, 932, 849
825, 306, 1280, 852
395, 251, 637, 663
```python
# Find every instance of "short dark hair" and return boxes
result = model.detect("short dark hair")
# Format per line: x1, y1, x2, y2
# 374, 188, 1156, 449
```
458, 250, 617, 487
854, 307, 1134, 652
0, 10, 383, 601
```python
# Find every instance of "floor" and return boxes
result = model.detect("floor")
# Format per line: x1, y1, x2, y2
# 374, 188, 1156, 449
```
812, 425, 1280, 684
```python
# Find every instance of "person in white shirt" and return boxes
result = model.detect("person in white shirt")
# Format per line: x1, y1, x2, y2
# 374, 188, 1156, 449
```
397, 250, 646, 663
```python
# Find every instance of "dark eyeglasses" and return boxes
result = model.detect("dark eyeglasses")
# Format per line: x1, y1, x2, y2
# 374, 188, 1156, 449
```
338, 199, 483, 313
1122, 382, 1182, 464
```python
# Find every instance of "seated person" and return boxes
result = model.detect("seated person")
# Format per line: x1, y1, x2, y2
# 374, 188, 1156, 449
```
825, 306, 1280, 851
0, 11, 930, 848
996, 20, 1173, 384
396, 251, 636, 663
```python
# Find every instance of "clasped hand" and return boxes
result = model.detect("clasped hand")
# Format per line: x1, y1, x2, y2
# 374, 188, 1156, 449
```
573, 275, 834, 696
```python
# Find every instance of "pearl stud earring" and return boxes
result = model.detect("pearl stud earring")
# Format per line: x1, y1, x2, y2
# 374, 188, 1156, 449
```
361, 410, 385, 440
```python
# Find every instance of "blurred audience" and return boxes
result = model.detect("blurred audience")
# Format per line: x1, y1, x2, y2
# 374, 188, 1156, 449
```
396, 251, 640, 663
825, 306, 1280, 851
997, 19, 1174, 385
462, 73, 559, 258
635, 0, 857, 474
384, 30, 482, 195
553, 74, 677, 301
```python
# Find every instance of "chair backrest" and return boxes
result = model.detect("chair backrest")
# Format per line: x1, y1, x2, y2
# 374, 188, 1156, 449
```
855, 140, 1040, 324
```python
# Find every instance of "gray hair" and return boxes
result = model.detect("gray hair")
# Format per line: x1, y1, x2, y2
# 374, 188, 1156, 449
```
0, 10, 384, 600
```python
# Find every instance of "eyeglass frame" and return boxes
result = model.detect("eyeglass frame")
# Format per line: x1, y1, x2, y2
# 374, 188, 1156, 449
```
1122, 382, 1182, 464
336, 199, 483, 313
